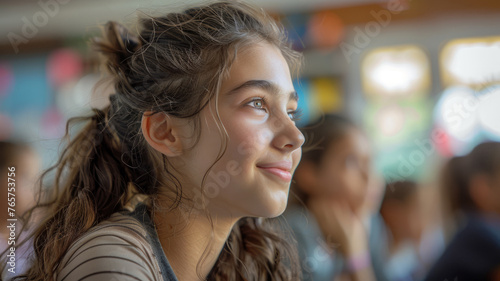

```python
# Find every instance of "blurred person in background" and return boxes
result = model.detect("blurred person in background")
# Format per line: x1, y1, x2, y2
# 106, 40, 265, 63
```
380, 181, 423, 281
0, 141, 40, 277
424, 141, 500, 281
0, 1, 308, 280
379, 180, 444, 281
283, 114, 388, 281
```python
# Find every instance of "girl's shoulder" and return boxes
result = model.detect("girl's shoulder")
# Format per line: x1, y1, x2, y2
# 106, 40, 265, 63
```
56, 212, 164, 281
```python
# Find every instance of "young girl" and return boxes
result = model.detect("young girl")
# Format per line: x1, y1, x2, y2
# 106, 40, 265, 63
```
424, 141, 500, 281
284, 114, 386, 281
1, 2, 306, 280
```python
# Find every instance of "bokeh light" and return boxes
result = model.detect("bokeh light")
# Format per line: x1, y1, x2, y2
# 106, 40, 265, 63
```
308, 11, 344, 50
309, 77, 342, 113
441, 36, 500, 87
434, 86, 480, 142
46, 48, 83, 88
362, 45, 430, 98
365, 97, 431, 146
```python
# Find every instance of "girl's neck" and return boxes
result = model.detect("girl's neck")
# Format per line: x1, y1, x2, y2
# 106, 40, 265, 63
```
153, 204, 238, 281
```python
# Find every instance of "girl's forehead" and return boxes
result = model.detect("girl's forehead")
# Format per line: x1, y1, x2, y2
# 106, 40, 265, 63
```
219, 42, 291, 95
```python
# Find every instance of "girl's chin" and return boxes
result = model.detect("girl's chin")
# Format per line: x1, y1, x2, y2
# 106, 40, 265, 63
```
258, 199, 288, 218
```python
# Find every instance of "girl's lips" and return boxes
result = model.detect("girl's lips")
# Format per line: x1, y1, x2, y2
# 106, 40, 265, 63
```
257, 166, 292, 182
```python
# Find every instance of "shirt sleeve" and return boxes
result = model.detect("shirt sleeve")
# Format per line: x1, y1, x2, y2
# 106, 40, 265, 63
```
57, 216, 163, 281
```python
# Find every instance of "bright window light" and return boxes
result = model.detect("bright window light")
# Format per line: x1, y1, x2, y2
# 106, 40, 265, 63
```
441, 36, 500, 87
362, 45, 430, 98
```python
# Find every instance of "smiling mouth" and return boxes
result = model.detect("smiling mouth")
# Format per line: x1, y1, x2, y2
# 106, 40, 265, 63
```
256, 166, 292, 182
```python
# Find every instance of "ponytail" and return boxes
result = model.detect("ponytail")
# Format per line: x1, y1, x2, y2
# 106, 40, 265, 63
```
5, 105, 141, 280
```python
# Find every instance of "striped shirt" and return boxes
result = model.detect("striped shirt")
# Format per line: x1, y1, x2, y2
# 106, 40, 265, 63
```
57, 204, 178, 281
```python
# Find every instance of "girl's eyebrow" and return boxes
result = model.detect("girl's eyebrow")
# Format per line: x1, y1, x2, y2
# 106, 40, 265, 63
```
225, 79, 298, 102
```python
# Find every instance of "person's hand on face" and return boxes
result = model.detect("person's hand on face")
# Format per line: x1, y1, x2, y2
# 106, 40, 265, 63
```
307, 197, 369, 257
312, 129, 372, 214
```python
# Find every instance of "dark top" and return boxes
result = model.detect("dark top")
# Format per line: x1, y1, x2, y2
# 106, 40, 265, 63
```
424, 214, 500, 281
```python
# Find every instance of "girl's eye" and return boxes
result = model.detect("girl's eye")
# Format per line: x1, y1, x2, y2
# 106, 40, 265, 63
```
247, 97, 266, 110
246, 97, 302, 122
288, 108, 303, 122
252, 99, 264, 109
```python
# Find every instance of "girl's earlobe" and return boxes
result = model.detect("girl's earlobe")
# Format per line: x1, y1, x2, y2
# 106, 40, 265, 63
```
141, 111, 183, 157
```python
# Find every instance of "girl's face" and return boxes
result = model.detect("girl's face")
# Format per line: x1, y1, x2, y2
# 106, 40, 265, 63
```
176, 42, 304, 218
315, 129, 372, 213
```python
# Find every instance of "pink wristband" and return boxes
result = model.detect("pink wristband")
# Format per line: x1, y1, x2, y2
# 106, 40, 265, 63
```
344, 252, 371, 272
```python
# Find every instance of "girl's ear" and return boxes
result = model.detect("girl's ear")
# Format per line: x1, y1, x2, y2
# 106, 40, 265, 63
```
141, 111, 183, 157
294, 161, 320, 195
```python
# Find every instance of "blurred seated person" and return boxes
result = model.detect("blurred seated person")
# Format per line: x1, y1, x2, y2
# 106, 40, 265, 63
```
424, 141, 500, 281
380, 180, 442, 281
283, 115, 388, 281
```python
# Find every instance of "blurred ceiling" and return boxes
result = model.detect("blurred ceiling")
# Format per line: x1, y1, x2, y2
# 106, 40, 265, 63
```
1, 0, 499, 54
0, 0, 383, 45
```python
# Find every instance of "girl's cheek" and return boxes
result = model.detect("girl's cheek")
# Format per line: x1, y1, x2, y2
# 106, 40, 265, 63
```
235, 127, 272, 156
258, 130, 274, 150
